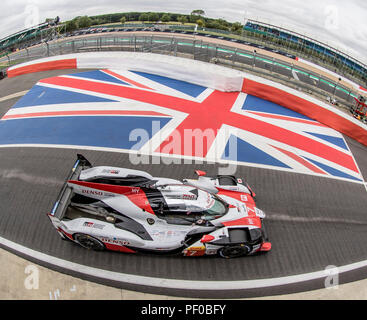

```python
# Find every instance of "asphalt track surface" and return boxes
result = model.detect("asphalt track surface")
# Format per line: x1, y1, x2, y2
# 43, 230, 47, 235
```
1, 70, 367, 298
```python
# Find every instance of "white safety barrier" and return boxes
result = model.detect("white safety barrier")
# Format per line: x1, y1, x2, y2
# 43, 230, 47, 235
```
7, 52, 244, 92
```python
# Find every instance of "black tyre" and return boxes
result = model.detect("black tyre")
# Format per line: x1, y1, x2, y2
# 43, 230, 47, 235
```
218, 244, 251, 259
74, 233, 105, 251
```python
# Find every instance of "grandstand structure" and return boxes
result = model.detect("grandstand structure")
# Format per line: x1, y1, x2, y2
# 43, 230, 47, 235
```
243, 19, 367, 85
1, 14, 366, 88
0, 17, 61, 54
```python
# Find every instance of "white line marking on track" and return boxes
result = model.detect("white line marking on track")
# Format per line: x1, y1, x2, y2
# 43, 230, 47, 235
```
292, 69, 300, 81
1, 234, 367, 291
0, 91, 28, 103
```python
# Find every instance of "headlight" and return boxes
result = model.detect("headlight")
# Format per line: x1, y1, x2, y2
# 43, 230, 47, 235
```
255, 208, 266, 218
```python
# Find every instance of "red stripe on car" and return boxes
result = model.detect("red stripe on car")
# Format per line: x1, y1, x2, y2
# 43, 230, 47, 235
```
68, 180, 155, 214
222, 217, 261, 228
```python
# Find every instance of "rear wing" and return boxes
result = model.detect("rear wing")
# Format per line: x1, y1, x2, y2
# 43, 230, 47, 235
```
48, 154, 92, 222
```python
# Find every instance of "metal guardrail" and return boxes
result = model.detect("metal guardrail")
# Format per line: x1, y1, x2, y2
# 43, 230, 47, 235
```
0, 33, 361, 112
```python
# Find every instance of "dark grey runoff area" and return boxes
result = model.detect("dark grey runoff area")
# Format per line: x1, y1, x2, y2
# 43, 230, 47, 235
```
0, 70, 367, 298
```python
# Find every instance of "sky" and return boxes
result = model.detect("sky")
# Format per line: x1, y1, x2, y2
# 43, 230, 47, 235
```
1, 0, 366, 64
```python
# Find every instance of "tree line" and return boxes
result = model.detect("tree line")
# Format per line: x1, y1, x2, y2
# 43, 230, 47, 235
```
63, 10, 243, 34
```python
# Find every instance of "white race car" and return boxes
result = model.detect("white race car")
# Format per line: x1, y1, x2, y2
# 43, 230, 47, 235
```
48, 155, 271, 258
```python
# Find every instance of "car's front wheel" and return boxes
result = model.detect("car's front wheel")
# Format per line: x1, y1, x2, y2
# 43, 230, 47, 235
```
218, 244, 251, 258
73, 233, 105, 251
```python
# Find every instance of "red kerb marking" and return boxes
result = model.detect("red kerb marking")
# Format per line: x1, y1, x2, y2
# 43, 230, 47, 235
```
7, 59, 77, 78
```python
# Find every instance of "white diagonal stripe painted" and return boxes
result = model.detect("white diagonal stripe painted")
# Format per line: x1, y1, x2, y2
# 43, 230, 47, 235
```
0, 91, 28, 102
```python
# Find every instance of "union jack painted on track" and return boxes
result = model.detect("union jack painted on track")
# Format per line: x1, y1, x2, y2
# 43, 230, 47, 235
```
0, 69, 363, 183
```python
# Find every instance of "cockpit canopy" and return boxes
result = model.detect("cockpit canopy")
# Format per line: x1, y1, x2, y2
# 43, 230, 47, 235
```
155, 185, 228, 218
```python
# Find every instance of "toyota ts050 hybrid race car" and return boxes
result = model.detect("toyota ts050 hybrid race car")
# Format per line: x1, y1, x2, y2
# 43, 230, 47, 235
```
48, 155, 271, 258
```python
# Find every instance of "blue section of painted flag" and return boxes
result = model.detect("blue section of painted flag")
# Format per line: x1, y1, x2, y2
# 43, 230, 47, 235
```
12, 85, 117, 108
70, 70, 131, 86
305, 131, 349, 151
0, 116, 170, 150
131, 71, 207, 98
303, 156, 362, 181
243, 94, 314, 121
222, 135, 291, 168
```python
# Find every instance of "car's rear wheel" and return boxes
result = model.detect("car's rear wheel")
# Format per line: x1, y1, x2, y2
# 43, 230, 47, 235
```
74, 233, 105, 251
218, 244, 251, 258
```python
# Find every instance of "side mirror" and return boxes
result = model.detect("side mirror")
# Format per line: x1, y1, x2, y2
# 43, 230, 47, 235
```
195, 170, 207, 177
